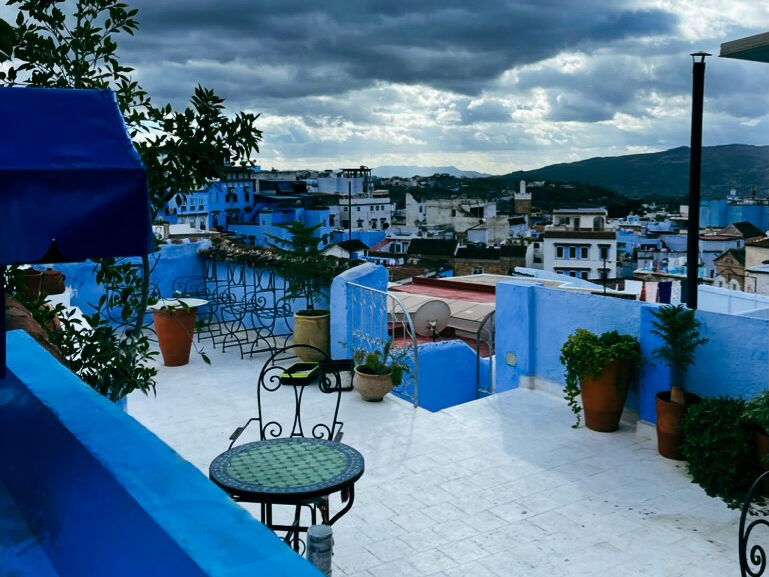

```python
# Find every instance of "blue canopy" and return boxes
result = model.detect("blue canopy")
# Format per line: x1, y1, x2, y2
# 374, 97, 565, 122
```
0, 87, 154, 264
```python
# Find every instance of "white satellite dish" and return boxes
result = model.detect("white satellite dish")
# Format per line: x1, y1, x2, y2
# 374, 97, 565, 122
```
409, 299, 451, 339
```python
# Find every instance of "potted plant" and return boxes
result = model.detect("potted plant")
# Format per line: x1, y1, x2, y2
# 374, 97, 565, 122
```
682, 396, 755, 509
149, 296, 210, 367
560, 329, 641, 431
352, 339, 411, 402
649, 304, 709, 460
267, 221, 344, 362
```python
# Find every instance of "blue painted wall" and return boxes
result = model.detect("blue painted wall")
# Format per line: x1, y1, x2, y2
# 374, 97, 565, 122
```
0, 331, 320, 577
495, 280, 769, 424
415, 340, 488, 412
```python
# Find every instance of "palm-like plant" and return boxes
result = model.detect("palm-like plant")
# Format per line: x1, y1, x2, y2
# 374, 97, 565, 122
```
649, 304, 708, 405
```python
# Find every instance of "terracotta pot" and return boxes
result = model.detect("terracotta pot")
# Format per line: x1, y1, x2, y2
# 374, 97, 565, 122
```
655, 391, 701, 460
352, 367, 393, 402
152, 307, 197, 367
579, 359, 631, 432
43, 268, 66, 295
754, 429, 769, 495
293, 310, 330, 361
19, 269, 43, 301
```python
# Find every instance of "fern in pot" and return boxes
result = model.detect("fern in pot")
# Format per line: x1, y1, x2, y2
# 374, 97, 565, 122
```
560, 329, 641, 432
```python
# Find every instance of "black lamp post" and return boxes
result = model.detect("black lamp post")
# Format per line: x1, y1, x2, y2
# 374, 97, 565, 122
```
686, 51, 709, 309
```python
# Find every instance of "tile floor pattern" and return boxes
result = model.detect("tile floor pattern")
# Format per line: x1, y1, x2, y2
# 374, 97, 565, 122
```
129, 346, 740, 577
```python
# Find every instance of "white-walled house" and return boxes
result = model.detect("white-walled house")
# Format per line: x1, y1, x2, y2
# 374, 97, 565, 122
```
328, 190, 396, 232
404, 193, 510, 244
542, 208, 617, 281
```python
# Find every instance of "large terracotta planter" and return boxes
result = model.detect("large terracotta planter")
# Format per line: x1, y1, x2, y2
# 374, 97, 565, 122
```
579, 359, 632, 432
352, 367, 393, 402
19, 269, 43, 301
293, 310, 330, 361
656, 391, 701, 460
152, 307, 197, 367
43, 268, 66, 295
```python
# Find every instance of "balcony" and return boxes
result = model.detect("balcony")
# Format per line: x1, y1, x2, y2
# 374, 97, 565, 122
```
4, 243, 762, 575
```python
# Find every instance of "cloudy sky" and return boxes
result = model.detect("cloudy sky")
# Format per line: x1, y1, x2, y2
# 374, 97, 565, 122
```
4, 1, 769, 174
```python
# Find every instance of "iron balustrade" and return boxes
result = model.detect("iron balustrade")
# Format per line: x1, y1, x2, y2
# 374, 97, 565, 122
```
348, 282, 419, 407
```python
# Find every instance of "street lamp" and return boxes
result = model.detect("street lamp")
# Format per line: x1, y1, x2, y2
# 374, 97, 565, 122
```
686, 51, 710, 309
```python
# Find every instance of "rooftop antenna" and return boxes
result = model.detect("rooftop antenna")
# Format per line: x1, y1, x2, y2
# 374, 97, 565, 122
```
410, 300, 450, 342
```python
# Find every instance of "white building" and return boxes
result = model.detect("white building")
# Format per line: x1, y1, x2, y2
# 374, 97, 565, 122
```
404, 193, 511, 244
329, 189, 395, 232
542, 208, 617, 281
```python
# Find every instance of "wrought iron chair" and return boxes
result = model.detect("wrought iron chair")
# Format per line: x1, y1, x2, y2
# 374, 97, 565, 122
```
218, 344, 352, 550
739, 470, 769, 577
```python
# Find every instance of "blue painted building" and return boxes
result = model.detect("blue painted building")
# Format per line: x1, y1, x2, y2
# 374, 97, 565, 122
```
700, 193, 769, 232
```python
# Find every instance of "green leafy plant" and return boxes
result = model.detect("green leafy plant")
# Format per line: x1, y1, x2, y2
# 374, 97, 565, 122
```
266, 221, 345, 313
743, 391, 769, 434
649, 304, 708, 405
3, 0, 261, 401
353, 338, 411, 387
560, 329, 641, 428
682, 396, 756, 509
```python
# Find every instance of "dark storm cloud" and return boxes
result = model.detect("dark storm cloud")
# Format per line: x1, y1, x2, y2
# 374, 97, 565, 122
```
122, 0, 677, 103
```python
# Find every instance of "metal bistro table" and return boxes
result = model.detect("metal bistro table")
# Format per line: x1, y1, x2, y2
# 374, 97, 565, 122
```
209, 437, 365, 552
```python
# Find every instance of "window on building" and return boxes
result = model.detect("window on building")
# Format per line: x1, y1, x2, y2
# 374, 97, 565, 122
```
580, 246, 589, 259
556, 246, 564, 259
473, 266, 483, 274
243, 186, 250, 202
569, 246, 577, 259
580, 271, 589, 280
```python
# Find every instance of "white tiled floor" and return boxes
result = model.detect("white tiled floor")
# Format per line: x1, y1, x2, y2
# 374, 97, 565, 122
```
129, 344, 740, 577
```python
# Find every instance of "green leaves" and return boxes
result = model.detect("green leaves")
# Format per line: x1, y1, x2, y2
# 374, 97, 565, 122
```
649, 304, 708, 389
560, 329, 640, 428
353, 337, 412, 387
266, 221, 340, 311
682, 396, 756, 509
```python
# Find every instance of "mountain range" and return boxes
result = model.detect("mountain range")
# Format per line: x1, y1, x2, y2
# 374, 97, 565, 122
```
375, 145, 768, 200
372, 165, 488, 179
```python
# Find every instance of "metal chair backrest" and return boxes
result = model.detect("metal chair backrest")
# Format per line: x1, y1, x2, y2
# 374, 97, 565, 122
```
228, 344, 344, 448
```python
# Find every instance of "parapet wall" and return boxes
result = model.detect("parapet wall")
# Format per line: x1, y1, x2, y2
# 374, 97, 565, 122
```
0, 330, 319, 577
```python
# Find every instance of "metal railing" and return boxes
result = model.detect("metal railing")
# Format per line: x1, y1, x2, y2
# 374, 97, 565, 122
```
348, 282, 419, 407
475, 310, 496, 398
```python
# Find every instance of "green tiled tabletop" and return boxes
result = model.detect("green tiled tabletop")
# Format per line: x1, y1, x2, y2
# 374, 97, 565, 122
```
209, 438, 364, 502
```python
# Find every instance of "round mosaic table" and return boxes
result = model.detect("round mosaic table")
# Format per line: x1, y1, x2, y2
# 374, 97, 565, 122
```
209, 437, 364, 508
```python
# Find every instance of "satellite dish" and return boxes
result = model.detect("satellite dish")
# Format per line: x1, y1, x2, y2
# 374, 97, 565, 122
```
409, 299, 451, 339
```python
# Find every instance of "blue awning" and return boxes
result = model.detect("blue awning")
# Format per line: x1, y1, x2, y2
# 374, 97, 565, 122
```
0, 87, 154, 264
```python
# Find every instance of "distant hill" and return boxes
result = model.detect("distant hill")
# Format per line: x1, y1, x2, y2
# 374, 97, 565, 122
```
505, 144, 768, 200
373, 165, 488, 179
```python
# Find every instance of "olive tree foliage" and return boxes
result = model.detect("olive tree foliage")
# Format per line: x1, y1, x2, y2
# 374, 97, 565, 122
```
1, 0, 263, 400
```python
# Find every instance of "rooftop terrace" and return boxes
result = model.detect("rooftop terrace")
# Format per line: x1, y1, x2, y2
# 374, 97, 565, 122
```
128, 344, 738, 577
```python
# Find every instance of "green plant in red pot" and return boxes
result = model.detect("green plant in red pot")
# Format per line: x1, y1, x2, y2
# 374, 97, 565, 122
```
649, 304, 708, 460
560, 329, 641, 432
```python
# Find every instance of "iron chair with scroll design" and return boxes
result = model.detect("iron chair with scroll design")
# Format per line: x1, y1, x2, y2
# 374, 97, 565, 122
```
224, 344, 348, 544
739, 469, 769, 576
